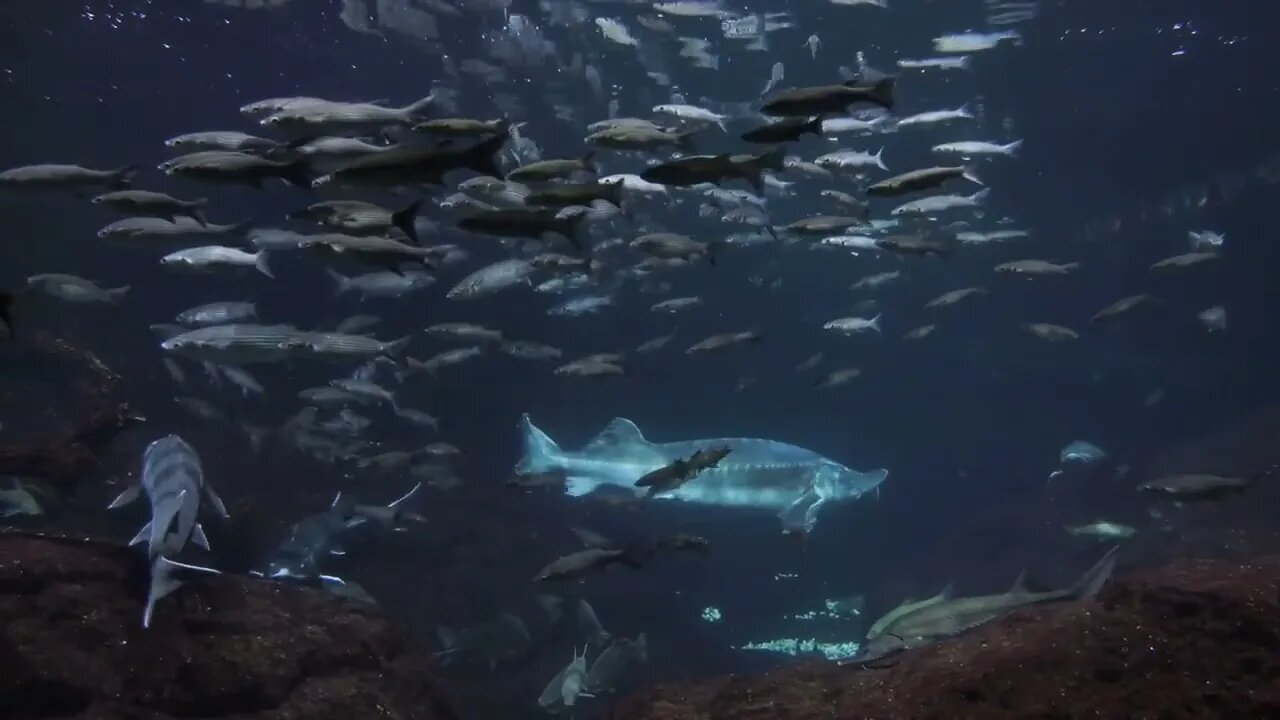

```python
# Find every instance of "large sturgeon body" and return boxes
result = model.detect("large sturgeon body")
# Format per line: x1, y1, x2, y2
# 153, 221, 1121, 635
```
515, 414, 888, 533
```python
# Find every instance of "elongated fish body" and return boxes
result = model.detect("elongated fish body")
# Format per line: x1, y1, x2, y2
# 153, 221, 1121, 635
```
516, 415, 887, 532
160, 323, 310, 365
260, 495, 359, 580
108, 435, 226, 628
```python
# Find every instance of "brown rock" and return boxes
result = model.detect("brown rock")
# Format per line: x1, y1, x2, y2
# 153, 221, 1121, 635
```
0, 531, 460, 720
608, 555, 1280, 719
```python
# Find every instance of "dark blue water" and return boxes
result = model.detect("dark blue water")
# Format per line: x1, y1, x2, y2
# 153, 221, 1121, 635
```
1, 0, 1276, 716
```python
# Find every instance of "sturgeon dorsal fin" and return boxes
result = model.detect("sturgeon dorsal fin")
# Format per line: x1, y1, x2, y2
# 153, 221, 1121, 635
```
584, 417, 648, 451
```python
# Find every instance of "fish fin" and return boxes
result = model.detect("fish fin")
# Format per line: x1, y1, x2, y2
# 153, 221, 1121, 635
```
564, 476, 602, 497
128, 521, 152, 547
144, 555, 220, 629
383, 336, 412, 357
387, 481, 422, 509
1003, 139, 1024, 156
281, 160, 313, 188
109, 285, 131, 302
191, 523, 211, 551
325, 269, 351, 295
392, 200, 424, 245
863, 75, 896, 110
404, 92, 437, 117
465, 134, 508, 180
204, 483, 231, 519
107, 483, 142, 509
1009, 569, 1028, 594
255, 252, 274, 279
1072, 545, 1120, 600
111, 165, 141, 189
937, 583, 954, 601
516, 413, 563, 475
969, 188, 992, 204
778, 489, 819, 534
962, 168, 983, 186
584, 417, 648, 452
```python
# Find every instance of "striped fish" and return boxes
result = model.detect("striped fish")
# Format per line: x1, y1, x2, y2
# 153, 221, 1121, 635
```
160, 323, 312, 365
108, 435, 227, 627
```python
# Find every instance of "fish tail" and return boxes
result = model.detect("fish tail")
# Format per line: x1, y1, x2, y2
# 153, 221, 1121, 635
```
404, 92, 437, 117
144, 555, 220, 629
807, 115, 826, 136
189, 205, 210, 227
255, 251, 274, 279
108, 285, 131, 302
325, 269, 351, 295
962, 167, 984, 186
515, 413, 563, 476
581, 150, 598, 175
1003, 139, 1024, 156
1071, 545, 1120, 600
392, 200, 424, 245
281, 159, 313, 188
866, 75, 896, 110
466, 134, 507, 180
970, 187, 992, 204
874, 147, 888, 171
383, 336, 412, 357
557, 211, 589, 253
111, 165, 141, 189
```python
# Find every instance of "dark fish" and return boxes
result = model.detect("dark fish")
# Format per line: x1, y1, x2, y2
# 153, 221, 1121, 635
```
875, 235, 950, 257
640, 147, 784, 193
457, 208, 587, 250
761, 77, 896, 117
740, 116, 825, 144
534, 546, 649, 582
635, 445, 732, 497
524, 181, 625, 211
316, 134, 506, 188
867, 166, 979, 197
1138, 473, 1251, 501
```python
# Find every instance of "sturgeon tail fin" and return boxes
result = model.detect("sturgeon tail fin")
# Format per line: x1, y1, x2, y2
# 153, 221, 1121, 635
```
143, 555, 220, 629
515, 413, 562, 475
1071, 545, 1120, 600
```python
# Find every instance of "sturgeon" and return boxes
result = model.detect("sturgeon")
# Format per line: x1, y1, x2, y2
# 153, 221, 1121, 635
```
515, 415, 887, 533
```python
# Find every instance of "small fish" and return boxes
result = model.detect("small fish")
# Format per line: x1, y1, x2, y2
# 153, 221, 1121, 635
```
823, 314, 881, 334
92, 190, 209, 225
1151, 251, 1218, 270
815, 367, 862, 389
933, 140, 1023, 158
27, 274, 129, 304
995, 259, 1078, 275
1138, 474, 1250, 502
160, 246, 273, 277
686, 330, 761, 354
1067, 520, 1136, 540
1197, 305, 1227, 332
1091, 294, 1151, 323
903, 324, 937, 340
534, 547, 647, 582
1023, 323, 1079, 342
925, 287, 986, 308
933, 30, 1021, 53
0, 163, 137, 192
